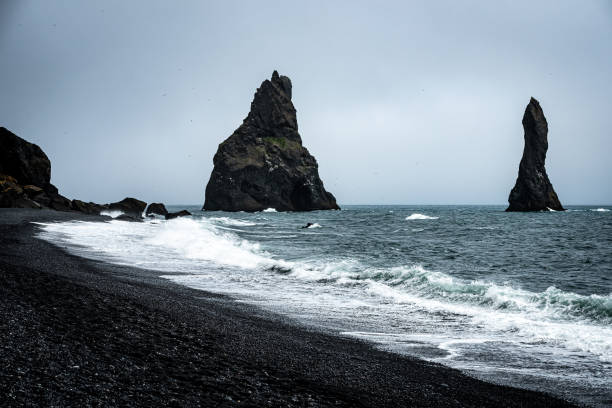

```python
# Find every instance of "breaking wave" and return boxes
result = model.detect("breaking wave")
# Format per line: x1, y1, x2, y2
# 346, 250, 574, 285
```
284, 261, 612, 326
36, 217, 271, 270
35, 214, 612, 365
33, 206, 612, 404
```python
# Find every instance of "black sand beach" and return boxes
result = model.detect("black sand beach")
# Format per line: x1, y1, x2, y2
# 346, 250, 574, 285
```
0, 209, 580, 407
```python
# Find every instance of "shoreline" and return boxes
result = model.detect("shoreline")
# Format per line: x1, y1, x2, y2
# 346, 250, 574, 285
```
0, 209, 581, 407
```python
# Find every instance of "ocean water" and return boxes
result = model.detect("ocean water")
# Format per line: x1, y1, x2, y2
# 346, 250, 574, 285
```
36, 205, 612, 406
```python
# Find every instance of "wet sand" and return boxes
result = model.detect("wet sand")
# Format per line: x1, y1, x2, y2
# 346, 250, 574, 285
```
0, 209, 580, 407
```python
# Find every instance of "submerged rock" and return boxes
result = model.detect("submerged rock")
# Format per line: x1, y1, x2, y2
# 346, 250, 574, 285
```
506, 98, 564, 212
146, 202, 168, 216
203, 71, 339, 212
108, 197, 147, 218
165, 210, 191, 220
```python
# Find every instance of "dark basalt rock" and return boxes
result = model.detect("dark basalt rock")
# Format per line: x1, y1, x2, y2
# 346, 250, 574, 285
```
0, 127, 142, 215
115, 214, 143, 222
146, 203, 168, 216
0, 129, 75, 211
506, 98, 564, 212
22, 185, 44, 198
0, 127, 55, 193
165, 210, 191, 220
108, 197, 147, 217
71, 199, 106, 215
0, 177, 41, 209
45, 193, 73, 212
203, 71, 339, 212
0, 173, 72, 211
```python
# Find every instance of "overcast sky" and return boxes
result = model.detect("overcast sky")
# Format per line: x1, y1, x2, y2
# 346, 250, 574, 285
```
1, 1, 611, 205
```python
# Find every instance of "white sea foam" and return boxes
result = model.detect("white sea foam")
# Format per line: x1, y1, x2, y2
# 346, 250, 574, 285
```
37, 217, 272, 270
405, 213, 438, 220
591, 208, 610, 212
263, 208, 277, 212
100, 210, 124, 218
306, 223, 322, 229
208, 217, 257, 227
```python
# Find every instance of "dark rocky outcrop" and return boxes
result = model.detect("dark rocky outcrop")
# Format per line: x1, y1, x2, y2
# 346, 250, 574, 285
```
0, 175, 41, 209
165, 210, 191, 220
108, 198, 147, 218
0, 127, 148, 216
36, 192, 73, 212
203, 71, 339, 212
0, 171, 73, 211
0, 127, 55, 193
71, 199, 107, 215
115, 214, 144, 222
146, 203, 168, 216
506, 98, 564, 212
0, 128, 74, 210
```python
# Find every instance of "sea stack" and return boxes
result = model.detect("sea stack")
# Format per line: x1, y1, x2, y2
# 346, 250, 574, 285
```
203, 71, 339, 212
506, 98, 564, 212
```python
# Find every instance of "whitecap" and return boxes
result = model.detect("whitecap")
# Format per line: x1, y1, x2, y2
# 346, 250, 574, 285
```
591, 208, 610, 212
208, 217, 257, 227
405, 213, 438, 220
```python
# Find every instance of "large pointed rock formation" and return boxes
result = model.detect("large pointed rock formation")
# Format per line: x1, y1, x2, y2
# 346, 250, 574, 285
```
203, 71, 339, 212
506, 98, 564, 212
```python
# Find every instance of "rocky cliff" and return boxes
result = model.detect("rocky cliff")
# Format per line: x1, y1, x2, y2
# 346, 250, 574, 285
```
0, 127, 55, 191
0, 127, 154, 218
203, 71, 339, 212
506, 98, 564, 212
0, 127, 71, 210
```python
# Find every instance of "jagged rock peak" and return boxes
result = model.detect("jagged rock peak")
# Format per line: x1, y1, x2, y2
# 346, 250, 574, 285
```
244, 71, 296, 135
203, 71, 339, 212
506, 97, 564, 212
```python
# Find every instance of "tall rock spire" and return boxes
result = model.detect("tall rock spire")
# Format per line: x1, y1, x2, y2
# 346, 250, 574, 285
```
506, 97, 564, 212
203, 71, 339, 212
